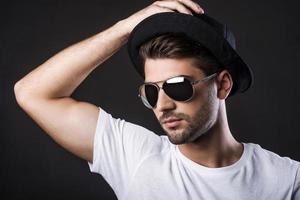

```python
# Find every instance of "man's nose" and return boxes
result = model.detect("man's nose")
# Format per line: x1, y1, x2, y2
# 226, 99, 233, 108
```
155, 89, 176, 112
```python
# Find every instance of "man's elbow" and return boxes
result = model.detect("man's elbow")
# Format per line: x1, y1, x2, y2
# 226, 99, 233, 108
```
14, 80, 32, 108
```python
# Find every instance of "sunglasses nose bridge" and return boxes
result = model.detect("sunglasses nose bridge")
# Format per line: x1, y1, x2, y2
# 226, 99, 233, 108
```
155, 85, 176, 111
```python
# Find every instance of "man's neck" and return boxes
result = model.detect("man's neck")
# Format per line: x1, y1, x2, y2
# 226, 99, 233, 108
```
177, 106, 243, 168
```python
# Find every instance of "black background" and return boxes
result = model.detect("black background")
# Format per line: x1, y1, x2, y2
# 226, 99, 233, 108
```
1, 0, 300, 199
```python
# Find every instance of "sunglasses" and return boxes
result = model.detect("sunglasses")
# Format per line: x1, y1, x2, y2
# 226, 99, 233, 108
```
138, 73, 217, 109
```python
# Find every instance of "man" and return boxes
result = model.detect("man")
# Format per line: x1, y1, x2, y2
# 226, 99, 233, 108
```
14, 0, 299, 199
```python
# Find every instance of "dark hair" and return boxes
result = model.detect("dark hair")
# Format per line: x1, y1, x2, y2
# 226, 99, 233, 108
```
138, 32, 222, 76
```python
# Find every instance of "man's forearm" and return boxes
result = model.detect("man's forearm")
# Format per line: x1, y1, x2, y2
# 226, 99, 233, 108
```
14, 20, 129, 102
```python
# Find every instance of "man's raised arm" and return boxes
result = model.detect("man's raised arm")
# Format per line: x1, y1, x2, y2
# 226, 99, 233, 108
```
14, 20, 130, 162
14, 0, 203, 163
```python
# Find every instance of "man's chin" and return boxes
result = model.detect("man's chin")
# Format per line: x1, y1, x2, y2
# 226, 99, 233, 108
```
164, 129, 189, 145
166, 136, 186, 145
165, 127, 209, 145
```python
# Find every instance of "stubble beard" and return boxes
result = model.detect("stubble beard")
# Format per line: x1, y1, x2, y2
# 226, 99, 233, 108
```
160, 90, 217, 145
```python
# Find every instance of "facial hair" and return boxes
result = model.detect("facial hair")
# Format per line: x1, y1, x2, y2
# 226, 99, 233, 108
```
159, 88, 218, 145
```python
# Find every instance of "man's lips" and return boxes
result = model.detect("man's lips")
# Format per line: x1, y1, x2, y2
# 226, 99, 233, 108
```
162, 118, 183, 129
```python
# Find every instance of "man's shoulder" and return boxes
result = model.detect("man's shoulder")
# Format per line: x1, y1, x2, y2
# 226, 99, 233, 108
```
245, 142, 299, 171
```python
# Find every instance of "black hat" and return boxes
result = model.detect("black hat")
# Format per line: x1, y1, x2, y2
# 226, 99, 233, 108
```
127, 12, 253, 96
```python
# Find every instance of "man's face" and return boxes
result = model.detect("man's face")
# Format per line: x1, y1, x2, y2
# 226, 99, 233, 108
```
144, 58, 220, 145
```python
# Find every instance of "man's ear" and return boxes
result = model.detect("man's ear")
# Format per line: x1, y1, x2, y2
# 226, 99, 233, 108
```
216, 70, 233, 100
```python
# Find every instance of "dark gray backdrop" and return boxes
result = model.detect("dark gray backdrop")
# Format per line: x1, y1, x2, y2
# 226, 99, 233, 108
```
1, 0, 299, 199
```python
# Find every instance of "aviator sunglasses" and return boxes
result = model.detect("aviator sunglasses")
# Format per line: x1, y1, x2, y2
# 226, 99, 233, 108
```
138, 73, 217, 109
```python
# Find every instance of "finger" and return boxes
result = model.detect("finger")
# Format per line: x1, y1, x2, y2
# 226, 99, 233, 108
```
177, 0, 204, 14
153, 1, 193, 15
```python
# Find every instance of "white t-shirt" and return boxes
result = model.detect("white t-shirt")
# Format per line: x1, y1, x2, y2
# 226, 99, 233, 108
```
88, 109, 300, 200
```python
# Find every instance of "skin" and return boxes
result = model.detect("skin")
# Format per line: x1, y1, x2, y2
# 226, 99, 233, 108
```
145, 58, 244, 168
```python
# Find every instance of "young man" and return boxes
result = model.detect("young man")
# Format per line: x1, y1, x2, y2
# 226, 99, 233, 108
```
14, 0, 299, 199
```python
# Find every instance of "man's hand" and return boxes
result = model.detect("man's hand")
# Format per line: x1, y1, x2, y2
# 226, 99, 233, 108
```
122, 0, 204, 35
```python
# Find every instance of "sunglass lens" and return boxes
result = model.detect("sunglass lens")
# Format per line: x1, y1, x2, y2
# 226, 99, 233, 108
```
164, 78, 193, 101
144, 84, 158, 108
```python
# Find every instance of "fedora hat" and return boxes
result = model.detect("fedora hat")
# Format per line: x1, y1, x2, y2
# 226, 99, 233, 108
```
127, 12, 253, 96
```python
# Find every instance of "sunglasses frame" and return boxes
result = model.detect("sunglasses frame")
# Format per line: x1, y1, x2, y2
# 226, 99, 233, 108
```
138, 73, 218, 109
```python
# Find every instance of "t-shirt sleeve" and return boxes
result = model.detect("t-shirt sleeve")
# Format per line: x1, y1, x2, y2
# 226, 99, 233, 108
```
87, 108, 164, 196
293, 163, 300, 200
